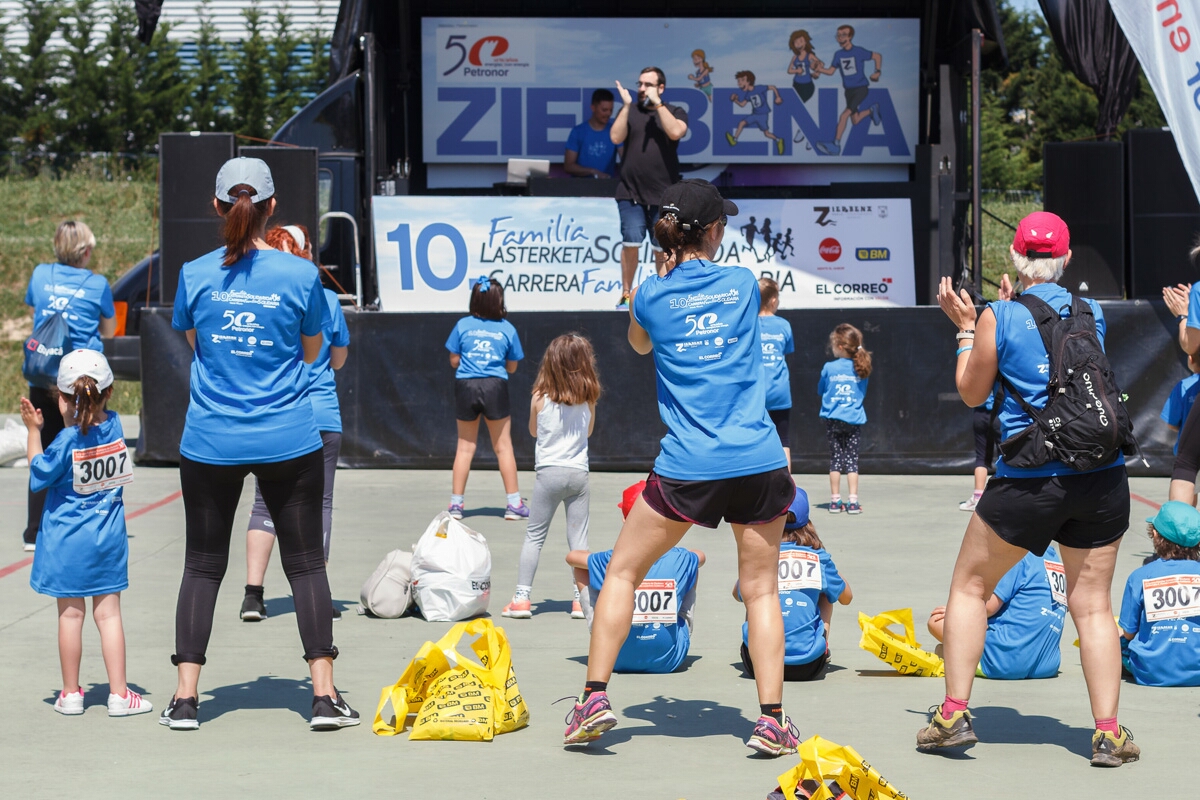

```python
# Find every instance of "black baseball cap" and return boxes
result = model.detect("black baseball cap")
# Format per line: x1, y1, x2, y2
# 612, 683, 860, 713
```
660, 179, 738, 231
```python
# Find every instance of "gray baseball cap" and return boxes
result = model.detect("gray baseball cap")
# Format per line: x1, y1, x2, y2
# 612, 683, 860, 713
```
214, 157, 275, 203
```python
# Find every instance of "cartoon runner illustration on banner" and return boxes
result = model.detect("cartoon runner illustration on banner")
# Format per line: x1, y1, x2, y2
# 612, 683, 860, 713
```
814, 24, 882, 156
785, 29, 823, 147
726, 71, 786, 155
688, 49, 714, 99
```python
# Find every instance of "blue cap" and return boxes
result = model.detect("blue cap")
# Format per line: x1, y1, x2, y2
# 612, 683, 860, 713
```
784, 488, 810, 530
1148, 501, 1200, 548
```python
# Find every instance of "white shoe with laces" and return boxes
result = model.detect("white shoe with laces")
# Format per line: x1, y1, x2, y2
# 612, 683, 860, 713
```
108, 689, 153, 717
959, 495, 981, 512
54, 689, 84, 715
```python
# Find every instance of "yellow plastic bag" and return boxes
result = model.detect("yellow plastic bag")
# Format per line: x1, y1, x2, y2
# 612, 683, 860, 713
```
777, 735, 909, 800
372, 618, 529, 740
857, 608, 944, 677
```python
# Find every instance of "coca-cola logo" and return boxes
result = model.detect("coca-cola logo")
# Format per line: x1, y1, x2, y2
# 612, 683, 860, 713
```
818, 238, 842, 262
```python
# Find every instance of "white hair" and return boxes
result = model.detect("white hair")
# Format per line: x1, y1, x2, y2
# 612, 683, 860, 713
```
1009, 247, 1064, 284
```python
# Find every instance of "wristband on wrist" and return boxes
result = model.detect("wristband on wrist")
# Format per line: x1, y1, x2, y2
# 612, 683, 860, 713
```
956, 346, 973, 356
1179, 315, 1188, 323
955, 331, 975, 341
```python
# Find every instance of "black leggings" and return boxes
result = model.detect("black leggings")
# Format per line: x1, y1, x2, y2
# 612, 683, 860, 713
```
174, 449, 336, 665
24, 386, 65, 544
1174, 394, 1200, 483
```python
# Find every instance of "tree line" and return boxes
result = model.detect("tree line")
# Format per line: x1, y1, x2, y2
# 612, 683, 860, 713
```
0, 0, 329, 174
980, 0, 1166, 191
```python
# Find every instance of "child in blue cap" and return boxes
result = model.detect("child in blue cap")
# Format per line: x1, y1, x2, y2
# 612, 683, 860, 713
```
734, 488, 852, 681
1119, 500, 1200, 686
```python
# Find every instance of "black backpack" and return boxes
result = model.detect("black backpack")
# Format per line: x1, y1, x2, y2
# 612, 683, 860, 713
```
997, 293, 1136, 472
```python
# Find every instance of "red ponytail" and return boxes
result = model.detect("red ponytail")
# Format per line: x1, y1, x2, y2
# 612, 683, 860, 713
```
217, 185, 272, 267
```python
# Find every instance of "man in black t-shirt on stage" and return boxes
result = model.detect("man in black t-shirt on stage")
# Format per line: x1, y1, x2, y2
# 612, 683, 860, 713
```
610, 67, 689, 308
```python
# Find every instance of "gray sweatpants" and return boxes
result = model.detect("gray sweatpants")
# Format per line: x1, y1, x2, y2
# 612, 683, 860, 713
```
517, 466, 590, 588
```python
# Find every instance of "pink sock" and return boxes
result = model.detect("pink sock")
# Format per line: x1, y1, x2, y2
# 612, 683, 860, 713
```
941, 696, 968, 716
1095, 717, 1119, 735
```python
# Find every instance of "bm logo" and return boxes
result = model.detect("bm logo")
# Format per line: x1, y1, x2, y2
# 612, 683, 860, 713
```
855, 247, 890, 261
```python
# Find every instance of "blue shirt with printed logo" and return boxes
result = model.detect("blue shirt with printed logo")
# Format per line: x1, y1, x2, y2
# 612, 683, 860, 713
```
791, 54, 814, 84
445, 316, 524, 380
632, 259, 786, 480
1119, 558, 1200, 687
741, 543, 845, 665
736, 86, 772, 116
758, 315, 794, 411
307, 289, 350, 432
980, 547, 1067, 680
989, 282, 1122, 478
25, 263, 115, 359
565, 121, 618, 176
172, 248, 327, 465
818, 358, 868, 425
1160, 374, 1200, 455
832, 45, 876, 89
589, 547, 700, 674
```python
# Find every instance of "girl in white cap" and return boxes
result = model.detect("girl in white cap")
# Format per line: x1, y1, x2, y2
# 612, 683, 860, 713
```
21, 348, 151, 718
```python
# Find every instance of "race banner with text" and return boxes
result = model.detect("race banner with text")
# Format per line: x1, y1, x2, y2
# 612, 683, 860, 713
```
1110, 0, 1200, 202
373, 197, 914, 312
421, 17, 919, 164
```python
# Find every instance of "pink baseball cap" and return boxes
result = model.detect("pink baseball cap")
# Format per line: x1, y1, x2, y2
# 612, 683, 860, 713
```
1012, 211, 1070, 259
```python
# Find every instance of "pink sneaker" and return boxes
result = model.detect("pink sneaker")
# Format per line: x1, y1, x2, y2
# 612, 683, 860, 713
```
747, 713, 800, 757
108, 688, 153, 717
571, 600, 585, 619
501, 598, 532, 619
54, 688, 84, 716
562, 691, 617, 745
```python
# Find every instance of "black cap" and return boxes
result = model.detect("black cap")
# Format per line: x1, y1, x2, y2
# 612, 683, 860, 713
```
660, 179, 739, 231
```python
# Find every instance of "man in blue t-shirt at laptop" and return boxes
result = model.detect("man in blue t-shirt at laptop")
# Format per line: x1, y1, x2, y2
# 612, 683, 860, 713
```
564, 89, 622, 179
814, 24, 882, 156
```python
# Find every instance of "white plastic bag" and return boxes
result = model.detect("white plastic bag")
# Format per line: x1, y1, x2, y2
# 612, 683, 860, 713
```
410, 511, 492, 622
0, 419, 28, 466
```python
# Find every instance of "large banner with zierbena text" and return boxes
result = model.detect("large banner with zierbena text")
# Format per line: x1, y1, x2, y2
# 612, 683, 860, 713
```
373, 196, 915, 312
421, 17, 919, 164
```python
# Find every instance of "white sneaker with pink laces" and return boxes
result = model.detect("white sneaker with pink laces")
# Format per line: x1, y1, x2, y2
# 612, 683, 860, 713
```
108, 689, 153, 717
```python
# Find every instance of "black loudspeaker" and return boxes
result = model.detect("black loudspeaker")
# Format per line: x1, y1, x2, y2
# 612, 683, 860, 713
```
159, 133, 235, 304
1043, 142, 1126, 298
1126, 128, 1200, 297
238, 146, 320, 263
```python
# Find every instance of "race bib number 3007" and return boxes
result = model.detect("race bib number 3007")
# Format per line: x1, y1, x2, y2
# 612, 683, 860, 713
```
1045, 560, 1067, 606
632, 578, 677, 625
72, 441, 133, 495
1143, 574, 1200, 622
778, 550, 822, 591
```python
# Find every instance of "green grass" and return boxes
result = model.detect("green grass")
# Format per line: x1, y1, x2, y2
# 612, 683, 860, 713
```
0, 170, 156, 415
979, 195, 1043, 301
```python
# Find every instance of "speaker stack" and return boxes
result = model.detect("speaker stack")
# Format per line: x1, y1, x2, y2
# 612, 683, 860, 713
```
1043, 142, 1126, 298
1125, 128, 1200, 297
158, 133, 235, 304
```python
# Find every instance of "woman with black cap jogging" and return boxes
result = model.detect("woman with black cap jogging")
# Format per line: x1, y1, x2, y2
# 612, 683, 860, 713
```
161, 157, 357, 732
562, 179, 797, 756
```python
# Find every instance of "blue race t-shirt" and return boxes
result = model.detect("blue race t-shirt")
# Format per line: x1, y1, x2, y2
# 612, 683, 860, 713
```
990, 282, 1122, 478
307, 289, 350, 432
632, 259, 786, 480
1186, 282, 1200, 332
741, 543, 845, 665
791, 54, 814, 83
29, 411, 129, 598
172, 248, 327, 465
1119, 558, 1200, 687
589, 547, 700, 674
818, 358, 868, 425
832, 45, 876, 88
445, 316, 524, 380
25, 263, 115, 358
565, 120, 618, 176
1161, 374, 1200, 455
737, 86, 772, 116
980, 547, 1067, 679
759, 315, 794, 411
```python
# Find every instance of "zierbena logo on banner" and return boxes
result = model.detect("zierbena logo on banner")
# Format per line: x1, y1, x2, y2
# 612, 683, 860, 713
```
421, 17, 919, 164
372, 197, 915, 312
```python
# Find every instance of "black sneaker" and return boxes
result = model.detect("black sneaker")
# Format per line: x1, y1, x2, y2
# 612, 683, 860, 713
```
311, 692, 360, 731
332, 604, 342, 621
158, 696, 199, 731
240, 593, 266, 621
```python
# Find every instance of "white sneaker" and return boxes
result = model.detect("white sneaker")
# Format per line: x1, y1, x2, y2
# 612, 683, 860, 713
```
22, 541, 35, 552
54, 689, 84, 715
108, 689, 153, 717
959, 496, 980, 512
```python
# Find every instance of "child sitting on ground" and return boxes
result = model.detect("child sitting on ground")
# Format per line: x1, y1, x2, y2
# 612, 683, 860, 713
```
927, 544, 1067, 680
565, 482, 705, 673
1119, 501, 1200, 687
734, 489, 851, 681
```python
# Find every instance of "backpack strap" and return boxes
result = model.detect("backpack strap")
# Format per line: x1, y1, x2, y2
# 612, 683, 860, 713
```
994, 292, 1060, 422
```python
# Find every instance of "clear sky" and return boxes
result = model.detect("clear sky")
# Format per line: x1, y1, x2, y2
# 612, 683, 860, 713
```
1008, 0, 1043, 15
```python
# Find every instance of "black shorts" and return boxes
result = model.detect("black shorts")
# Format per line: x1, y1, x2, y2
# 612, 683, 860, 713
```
769, 408, 791, 448
971, 406, 1000, 470
973, 466, 1130, 556
845, 85, 869, 113
792, 81, 815, 103
741, 641, 828, 682
454, 377, 510, 421
642, 467, 795, 529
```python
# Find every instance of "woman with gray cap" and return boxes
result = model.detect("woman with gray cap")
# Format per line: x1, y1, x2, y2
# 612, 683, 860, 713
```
562, 179, 797, 756
162, 157, 356, 732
